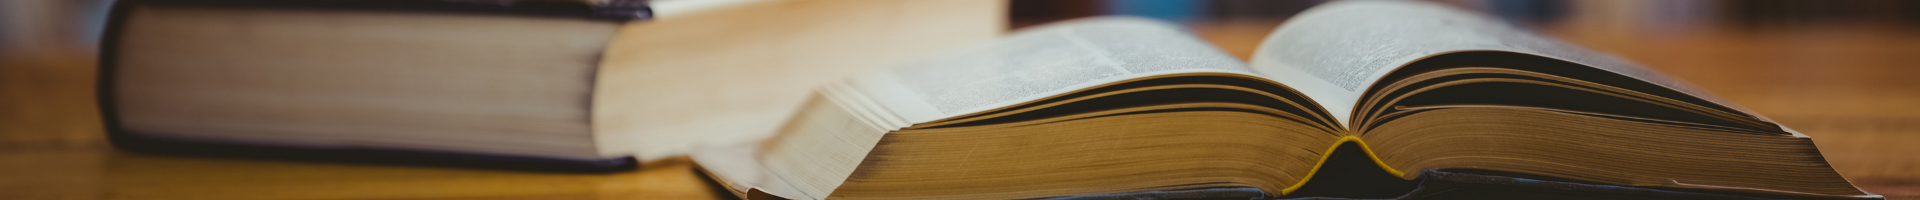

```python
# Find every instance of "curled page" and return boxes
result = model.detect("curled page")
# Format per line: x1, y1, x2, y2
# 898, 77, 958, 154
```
846, 17, 1256, 124
1249, 0, 1760, 133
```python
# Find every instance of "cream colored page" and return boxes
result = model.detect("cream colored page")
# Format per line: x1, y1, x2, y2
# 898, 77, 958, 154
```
591, 0, 1005, 162
1249, 0, 1741, 128
847, 17, 1255, 124
688, 142, 810, 200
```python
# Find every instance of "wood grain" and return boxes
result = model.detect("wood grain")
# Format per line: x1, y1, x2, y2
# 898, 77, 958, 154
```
4, 17, 1918, 200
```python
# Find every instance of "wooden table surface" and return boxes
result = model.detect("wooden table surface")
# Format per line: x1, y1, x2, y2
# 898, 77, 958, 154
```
5, 19, 1919, 199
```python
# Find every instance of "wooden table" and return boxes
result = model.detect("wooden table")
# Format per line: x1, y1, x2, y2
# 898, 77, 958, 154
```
5, 19, 1918, 199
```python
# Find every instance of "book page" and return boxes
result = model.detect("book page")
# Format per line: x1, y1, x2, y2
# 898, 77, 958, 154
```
845, 17, 1255, 125
1248, 0, 1742, 128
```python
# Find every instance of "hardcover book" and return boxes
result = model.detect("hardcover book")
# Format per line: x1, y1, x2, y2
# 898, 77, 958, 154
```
96, 0, 1002, 171
691, 0, 1881, 199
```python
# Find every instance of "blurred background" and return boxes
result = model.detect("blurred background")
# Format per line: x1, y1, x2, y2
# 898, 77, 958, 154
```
4, 0, 1918, 199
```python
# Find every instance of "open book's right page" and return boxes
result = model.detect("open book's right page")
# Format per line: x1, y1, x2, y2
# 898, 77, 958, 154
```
1247, 0, 1776, 134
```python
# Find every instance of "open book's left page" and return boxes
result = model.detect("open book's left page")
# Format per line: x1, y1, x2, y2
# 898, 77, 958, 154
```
840, 17, 1255, 125
694, 17, 1259, 200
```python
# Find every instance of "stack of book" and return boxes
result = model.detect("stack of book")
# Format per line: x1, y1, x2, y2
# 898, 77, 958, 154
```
97, 0, 1880, 199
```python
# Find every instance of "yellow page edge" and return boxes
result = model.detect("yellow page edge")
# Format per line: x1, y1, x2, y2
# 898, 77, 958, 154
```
1279, 136, 1406, 195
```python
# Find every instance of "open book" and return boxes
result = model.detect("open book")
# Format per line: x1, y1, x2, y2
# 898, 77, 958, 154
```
692, 0, 1877, 199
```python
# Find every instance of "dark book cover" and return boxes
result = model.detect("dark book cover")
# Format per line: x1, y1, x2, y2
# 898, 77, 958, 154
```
117, 0, 653, 21
692, 140, 1881, 199
1026, 143, 1883, 200
1026, 170, 1883, 200
94, 0, 649, 172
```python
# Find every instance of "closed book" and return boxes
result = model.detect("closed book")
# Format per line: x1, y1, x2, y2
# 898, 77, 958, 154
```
98, 0, 1002, 171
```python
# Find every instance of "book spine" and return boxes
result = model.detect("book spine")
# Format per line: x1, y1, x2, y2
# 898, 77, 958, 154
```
120, 0, 652, 21
92, 0, 640, 172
